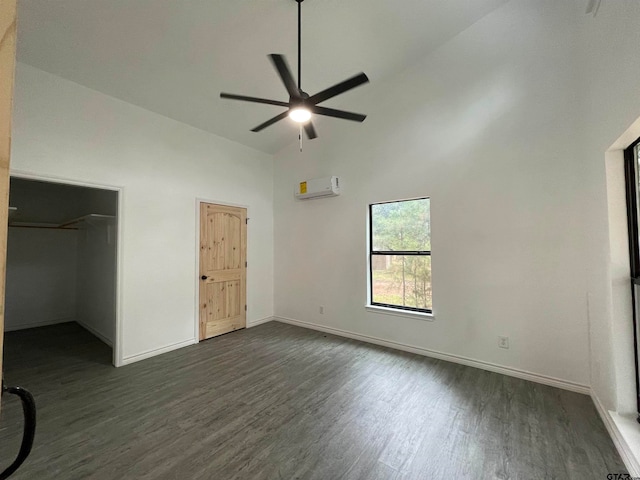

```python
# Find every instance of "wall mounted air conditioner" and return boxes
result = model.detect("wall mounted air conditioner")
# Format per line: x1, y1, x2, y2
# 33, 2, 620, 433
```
294, 176, 340, 200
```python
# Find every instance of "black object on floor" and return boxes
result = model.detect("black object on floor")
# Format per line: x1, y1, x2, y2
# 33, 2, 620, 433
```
0, 383, 36, 480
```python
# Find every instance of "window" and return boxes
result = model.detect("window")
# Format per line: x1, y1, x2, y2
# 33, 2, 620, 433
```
369, 197, 432, 314
623, 138, 640, 421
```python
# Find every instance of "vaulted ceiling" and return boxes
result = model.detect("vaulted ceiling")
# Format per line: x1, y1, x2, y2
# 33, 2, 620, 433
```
16, 0, 507, 154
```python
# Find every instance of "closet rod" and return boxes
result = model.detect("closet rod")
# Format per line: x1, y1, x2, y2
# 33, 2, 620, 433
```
8, 225, 79, 230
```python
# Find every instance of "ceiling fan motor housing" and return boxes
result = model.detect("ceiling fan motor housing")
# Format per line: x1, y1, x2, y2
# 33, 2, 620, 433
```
291, 90, 309, 105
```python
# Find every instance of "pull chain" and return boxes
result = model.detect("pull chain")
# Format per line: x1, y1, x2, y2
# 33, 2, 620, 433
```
299, 125, 303, 152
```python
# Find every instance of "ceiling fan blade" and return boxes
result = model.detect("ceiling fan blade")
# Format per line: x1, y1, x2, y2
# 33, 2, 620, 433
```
311, 106, 366, 122
269, 54, 300, 99
220, 93, 289, 107
251, 111, 290, 132
304, 122, 317, 140
308, 73, 369, 105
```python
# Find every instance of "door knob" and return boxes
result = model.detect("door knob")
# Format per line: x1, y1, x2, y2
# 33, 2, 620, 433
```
201, 275, 208, 280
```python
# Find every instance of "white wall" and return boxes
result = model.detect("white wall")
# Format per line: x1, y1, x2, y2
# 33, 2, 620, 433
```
603, 150, 636, 415
11, 63, 275, 364
76, 190, 117, 346
575, 4, 640, 469
5, 228, 78, 330
76, 223, 116, 345
274, 0, 591, 387
577, 0, 640, 415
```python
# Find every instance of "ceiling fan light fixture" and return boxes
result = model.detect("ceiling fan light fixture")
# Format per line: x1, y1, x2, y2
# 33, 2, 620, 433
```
288, 107, 312, 123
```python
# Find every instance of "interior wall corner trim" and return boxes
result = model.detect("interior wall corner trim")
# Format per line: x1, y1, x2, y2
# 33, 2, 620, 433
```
247, 316, 274, 328
75, 320, 113, 348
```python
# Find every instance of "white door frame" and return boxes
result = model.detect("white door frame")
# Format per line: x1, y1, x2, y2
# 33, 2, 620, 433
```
9, 170, 124, 367
194, 198, 250, 342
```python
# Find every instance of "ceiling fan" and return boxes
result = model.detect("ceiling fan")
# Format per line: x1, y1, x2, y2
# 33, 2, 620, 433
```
220, 0, 369, 140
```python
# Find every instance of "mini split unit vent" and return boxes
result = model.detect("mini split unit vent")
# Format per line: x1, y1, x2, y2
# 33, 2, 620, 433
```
295, 176, 340, 200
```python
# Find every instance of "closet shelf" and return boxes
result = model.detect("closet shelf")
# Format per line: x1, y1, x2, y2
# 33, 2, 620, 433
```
57, 214, 115, 229
9, 214, 115, 230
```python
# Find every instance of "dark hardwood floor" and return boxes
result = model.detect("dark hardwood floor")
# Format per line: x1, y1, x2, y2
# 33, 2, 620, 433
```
0, 321, 627, 479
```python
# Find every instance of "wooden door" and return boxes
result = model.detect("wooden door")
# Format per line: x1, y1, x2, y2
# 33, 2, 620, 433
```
0, 0, 18, 410
199, 203, 247, 340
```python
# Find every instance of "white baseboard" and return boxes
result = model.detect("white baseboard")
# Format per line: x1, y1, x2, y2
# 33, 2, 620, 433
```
121, 338, 197, 366
120, 317, 273, 366
75, 320, 113, 348
4, 317, 75, 332
247, 316, 274, 328
591, 393, 640, 476
274, 316, 591, 395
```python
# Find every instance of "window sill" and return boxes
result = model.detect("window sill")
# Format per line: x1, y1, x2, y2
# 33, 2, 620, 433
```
365, 305, 435, 322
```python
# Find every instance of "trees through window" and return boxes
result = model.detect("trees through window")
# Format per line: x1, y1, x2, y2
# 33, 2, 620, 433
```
369, 198, 432, 313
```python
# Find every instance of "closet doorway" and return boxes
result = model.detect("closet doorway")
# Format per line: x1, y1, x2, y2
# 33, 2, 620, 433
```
4, 176, 120, 366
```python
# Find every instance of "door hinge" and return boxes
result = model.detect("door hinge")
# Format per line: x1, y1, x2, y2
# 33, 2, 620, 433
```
245, 261, 247, 268
246, 218, 249, 224
245, 305, 247, 311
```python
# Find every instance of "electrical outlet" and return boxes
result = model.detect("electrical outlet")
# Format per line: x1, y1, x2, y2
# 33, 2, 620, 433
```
498, 336, 509, 349
319, 306, 324, 314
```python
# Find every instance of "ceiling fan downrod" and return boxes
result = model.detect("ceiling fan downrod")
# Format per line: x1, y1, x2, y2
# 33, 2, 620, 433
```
297, 0, 302, 91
